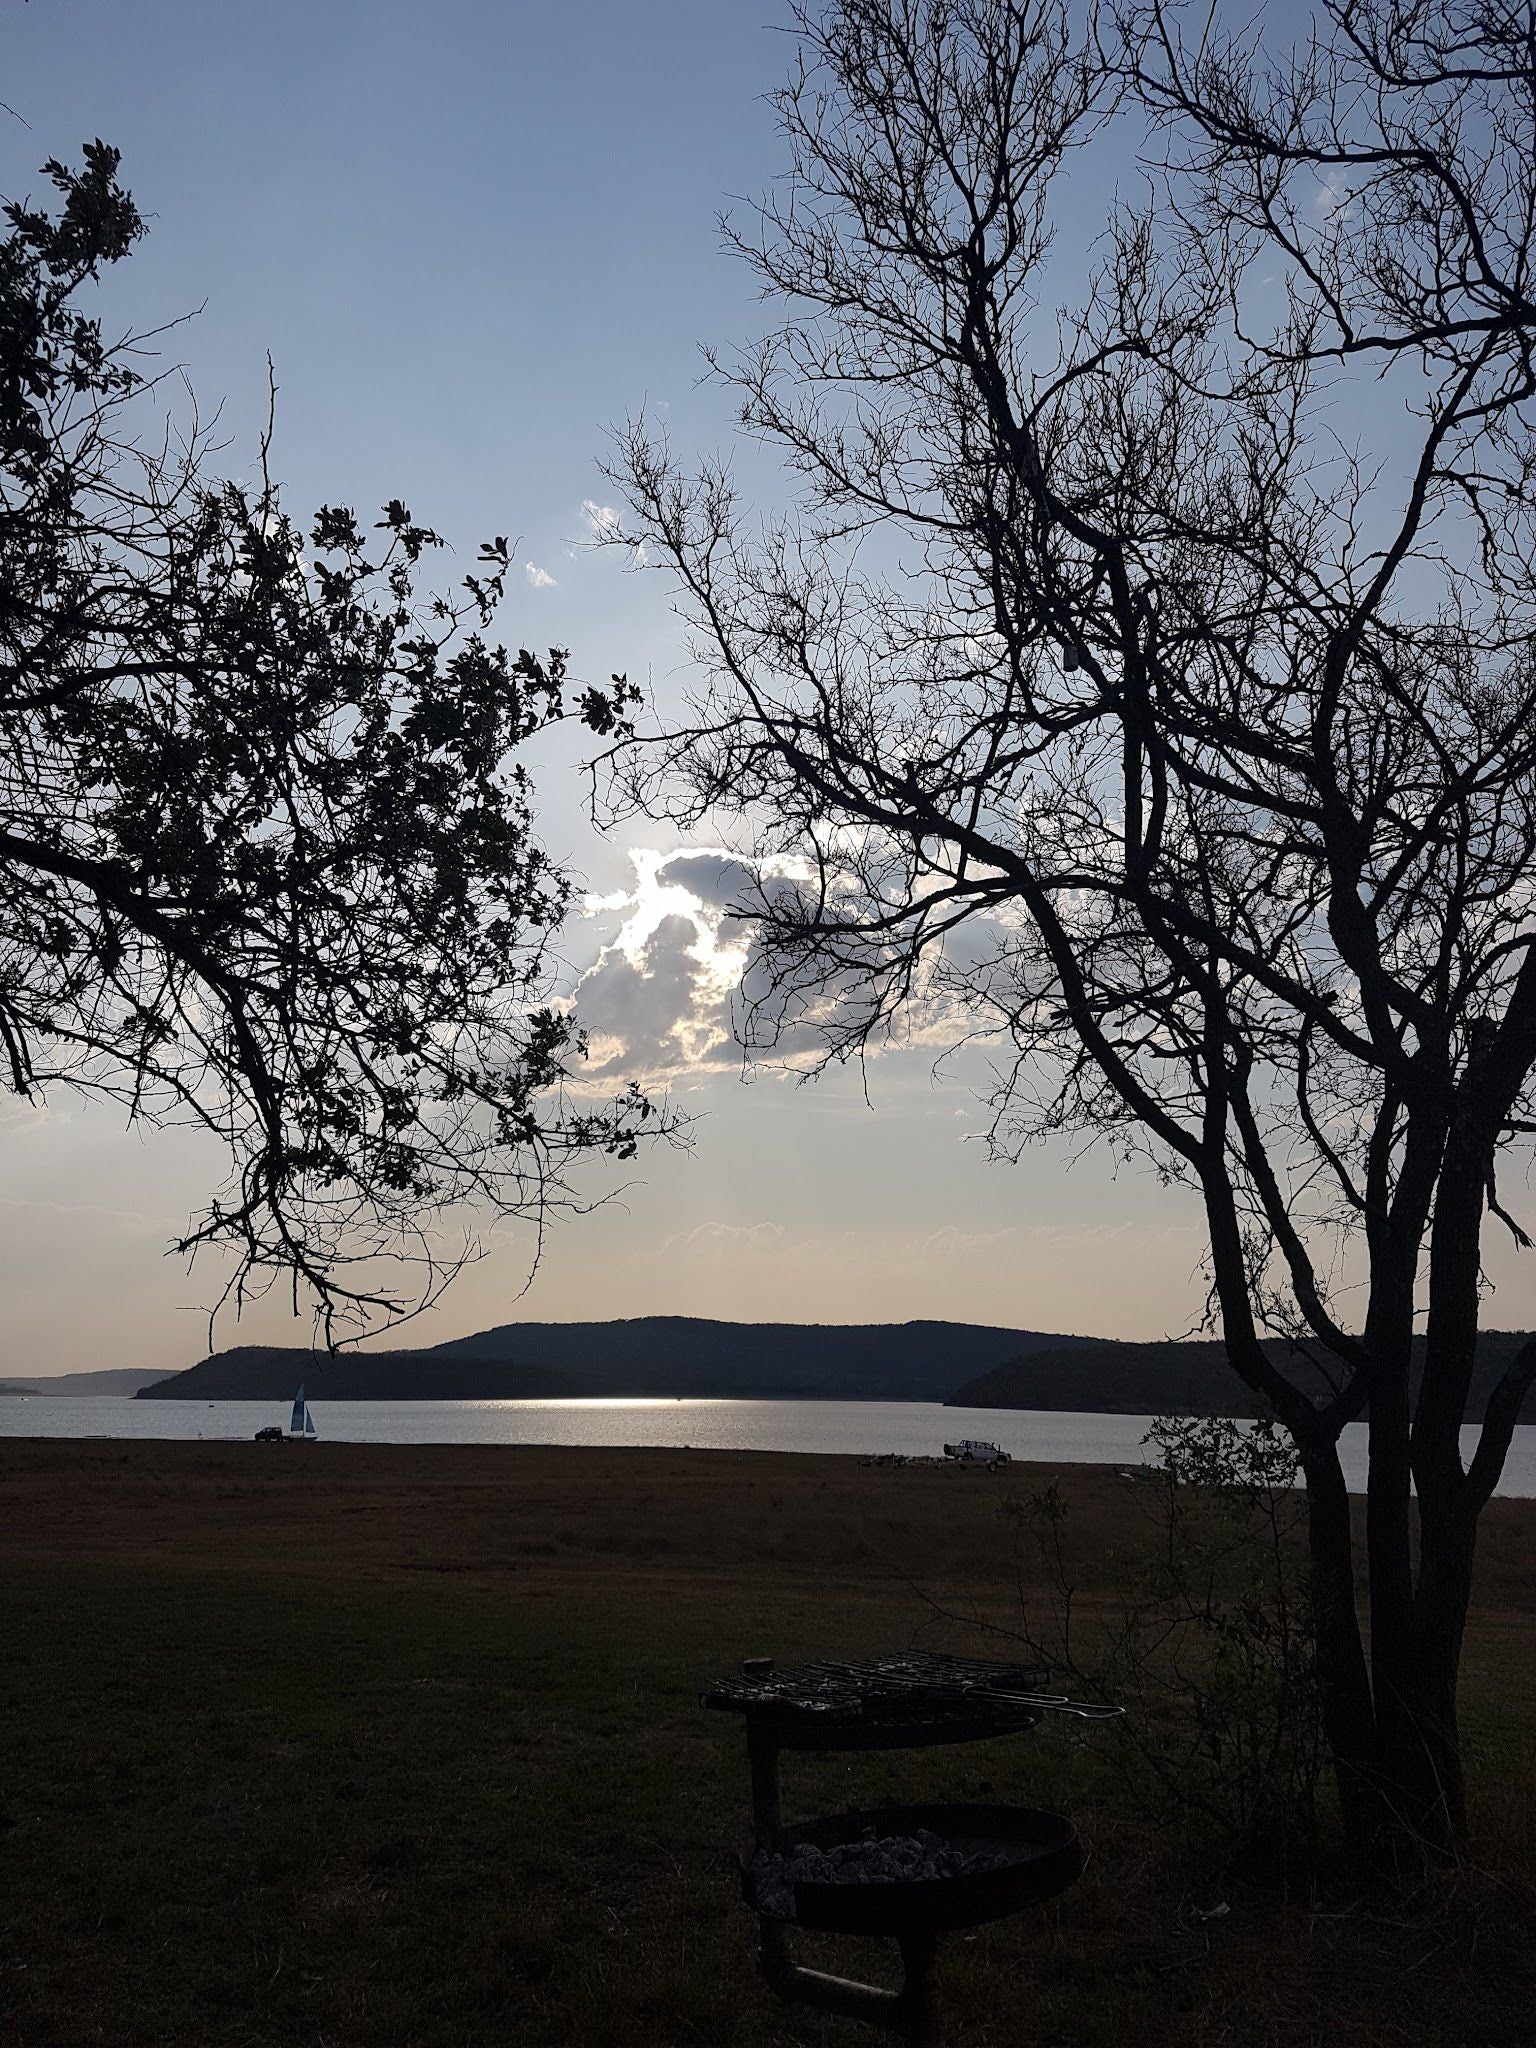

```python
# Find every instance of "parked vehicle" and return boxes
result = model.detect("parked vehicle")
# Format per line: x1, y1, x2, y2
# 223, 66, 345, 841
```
942, 1440, 1010, 1467
253, 1425, 283, 1442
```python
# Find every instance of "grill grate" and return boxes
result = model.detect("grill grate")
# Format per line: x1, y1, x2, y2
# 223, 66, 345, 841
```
702, 1651, 1120, 1728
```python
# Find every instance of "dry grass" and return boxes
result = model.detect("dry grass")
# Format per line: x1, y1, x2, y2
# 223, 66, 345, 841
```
0, 1440, 1531, 2047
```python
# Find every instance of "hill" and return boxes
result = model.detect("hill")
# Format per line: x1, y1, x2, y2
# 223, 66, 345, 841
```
947, 1331, 1536, 1420
137, 1319, 1083, 1402
416, 1315, 1082, 1400
134, 1346, 600, 1402
4, 1369, 178, 1398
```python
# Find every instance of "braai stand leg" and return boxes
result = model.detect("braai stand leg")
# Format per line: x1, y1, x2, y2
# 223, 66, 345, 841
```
747, 1727, 944, 2048
748, 1725, 782, 1846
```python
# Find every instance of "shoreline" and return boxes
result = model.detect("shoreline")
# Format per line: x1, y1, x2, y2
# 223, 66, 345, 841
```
4, 1403, 1535, 1498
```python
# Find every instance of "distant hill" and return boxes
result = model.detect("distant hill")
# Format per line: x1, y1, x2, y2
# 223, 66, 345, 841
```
118, 1321, 1536, 1415
416, 1316, 1083, 1400
947, 1332, 1536, 1421
135, 1346, 600, 1402
3, 1368, 176, 1397
137, 1319, 1084, 1402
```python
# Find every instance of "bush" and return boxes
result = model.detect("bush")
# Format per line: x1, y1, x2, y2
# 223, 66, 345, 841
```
1000, 1415, 1322, 1862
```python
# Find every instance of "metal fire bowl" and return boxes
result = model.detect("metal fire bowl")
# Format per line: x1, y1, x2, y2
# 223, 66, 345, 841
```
746, 1803, 1083, 1937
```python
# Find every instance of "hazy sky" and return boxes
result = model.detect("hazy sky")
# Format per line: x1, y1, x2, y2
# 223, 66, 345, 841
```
6, 2, 1535, 1375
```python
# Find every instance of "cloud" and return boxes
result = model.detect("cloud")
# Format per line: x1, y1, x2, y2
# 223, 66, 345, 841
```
580, 500, 647, 563
0, 1193, 172, 1232
657, 852, 756, 909
662, 1220, 786, 1256
523, 561, 557, 589
917, 1223, 1017, 1259
1314, 169, 1356, 223
572, 844, 1008, 1084
576, 911, 738, 1077
573, 848, 795, 1081
581, 500, 620, 539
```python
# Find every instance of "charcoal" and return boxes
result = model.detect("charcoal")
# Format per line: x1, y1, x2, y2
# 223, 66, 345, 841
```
748, 1832, 1016, 1916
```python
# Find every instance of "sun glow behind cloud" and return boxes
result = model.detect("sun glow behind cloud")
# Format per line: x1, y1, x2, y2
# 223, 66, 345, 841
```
585, 847, 752, 980
574, 835, 1021, 1087
577, 848, 772, 1076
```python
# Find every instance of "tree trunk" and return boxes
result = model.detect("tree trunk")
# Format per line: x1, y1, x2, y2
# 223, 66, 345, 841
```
1399, 1068, 1490, 1846
1396, 1509, 1477, 1843
1364, 1368, 1419, 1829
1306, 1443, 1475, 1854
1298, 1440, 1383, 1847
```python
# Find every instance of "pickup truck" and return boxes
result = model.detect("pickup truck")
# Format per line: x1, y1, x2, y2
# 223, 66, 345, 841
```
942, 1439, 1011, 1466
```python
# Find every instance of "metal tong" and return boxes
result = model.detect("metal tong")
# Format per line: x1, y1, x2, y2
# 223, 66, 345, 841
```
791, 1656, 1123, 1722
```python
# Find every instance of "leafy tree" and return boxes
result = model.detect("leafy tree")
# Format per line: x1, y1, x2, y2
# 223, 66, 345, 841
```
611, 0, 1536, 1846
2, 142, 653, 1340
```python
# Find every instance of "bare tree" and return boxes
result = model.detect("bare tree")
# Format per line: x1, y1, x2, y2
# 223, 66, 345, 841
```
2, 144, 659, 1344
610, 0, 1536, 1847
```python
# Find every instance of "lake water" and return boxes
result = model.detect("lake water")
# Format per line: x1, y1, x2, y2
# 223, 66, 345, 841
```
2, 1395, 1533, 1496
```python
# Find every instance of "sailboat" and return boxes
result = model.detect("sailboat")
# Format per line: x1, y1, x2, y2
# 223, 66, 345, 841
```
288, 1384, 318, 1440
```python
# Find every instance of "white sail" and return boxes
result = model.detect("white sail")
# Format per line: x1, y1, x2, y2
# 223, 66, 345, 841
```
290, 1384, 306, 1435
304, 1406, 317, 1438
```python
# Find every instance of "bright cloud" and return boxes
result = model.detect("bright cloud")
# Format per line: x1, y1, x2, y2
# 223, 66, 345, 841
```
577, 851, 753, 1078
581, 500, 620, 538
574, 844, 1007, 1083
523, 561, 557, 589
575, 846, 814, 1080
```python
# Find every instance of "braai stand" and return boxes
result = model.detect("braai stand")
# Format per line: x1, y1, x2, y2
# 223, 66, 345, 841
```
705, 1654, 1120, 2048
747, 1718, 943, 2045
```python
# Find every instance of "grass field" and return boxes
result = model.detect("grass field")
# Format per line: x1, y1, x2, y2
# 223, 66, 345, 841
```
1, 1440, 1532, 2047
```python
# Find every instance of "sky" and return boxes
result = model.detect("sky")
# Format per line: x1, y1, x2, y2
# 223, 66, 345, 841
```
5, 1, 1535, 1375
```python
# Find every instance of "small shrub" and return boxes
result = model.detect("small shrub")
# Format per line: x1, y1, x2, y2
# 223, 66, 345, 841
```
1000, 1414, 1322, 1862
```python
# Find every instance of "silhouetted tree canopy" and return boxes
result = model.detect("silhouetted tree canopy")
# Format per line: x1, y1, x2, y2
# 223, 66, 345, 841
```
610, 0, 1536, 1847
1, 142, 653, 1339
